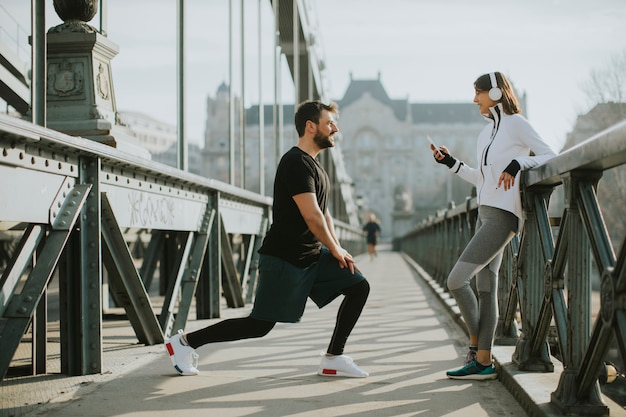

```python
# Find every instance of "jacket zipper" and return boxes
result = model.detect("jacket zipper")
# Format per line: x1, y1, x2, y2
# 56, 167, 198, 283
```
479, 110, 500, 197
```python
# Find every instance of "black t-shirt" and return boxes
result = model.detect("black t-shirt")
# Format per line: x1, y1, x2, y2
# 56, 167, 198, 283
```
363, 222, 380, 238
258, 147, 329, 267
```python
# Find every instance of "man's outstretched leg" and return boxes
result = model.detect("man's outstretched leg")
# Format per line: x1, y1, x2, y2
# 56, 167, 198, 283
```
165, 317, 275, 376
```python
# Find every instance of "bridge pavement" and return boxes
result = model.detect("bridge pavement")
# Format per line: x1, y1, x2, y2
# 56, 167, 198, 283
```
2, 248, 623, 417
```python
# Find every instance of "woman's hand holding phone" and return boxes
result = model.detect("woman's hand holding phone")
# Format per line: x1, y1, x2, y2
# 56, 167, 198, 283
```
427, 135, 443, 157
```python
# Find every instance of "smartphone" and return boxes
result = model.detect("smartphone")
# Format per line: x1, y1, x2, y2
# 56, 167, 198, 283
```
427, 135, 443, 156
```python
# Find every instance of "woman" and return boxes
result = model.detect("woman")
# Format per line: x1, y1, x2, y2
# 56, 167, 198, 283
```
431, 72, 556, 380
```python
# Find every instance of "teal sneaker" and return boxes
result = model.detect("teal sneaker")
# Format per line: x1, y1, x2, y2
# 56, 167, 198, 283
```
446, 360, 497, 380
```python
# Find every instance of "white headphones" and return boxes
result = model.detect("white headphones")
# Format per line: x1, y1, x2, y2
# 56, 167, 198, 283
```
488, 72, 502, 101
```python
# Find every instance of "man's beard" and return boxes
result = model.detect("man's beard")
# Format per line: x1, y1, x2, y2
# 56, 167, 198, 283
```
313, 130, 334, 149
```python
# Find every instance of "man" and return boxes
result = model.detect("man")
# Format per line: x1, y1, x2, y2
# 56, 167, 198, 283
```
362, 213, 381, 260
165, 100, 370, 378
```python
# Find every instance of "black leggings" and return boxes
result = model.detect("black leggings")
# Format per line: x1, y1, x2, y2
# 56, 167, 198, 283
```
186, 279, 370, 356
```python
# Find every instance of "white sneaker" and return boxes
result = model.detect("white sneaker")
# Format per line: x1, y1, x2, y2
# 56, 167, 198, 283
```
318, 354, 369, 378
164, 329, 199, 376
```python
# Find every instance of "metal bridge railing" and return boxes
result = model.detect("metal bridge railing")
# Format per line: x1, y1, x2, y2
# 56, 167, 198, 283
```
399, 120, 626, 416
0, 113, 365, 381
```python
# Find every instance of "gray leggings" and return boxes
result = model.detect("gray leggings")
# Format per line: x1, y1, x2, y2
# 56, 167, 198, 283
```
447, 206, 518, 351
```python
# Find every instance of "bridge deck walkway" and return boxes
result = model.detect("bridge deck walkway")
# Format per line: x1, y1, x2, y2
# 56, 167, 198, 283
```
1, 248, 623, 417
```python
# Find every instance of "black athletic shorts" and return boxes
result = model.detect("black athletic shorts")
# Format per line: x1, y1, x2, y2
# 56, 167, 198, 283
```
250, 248, 366, 323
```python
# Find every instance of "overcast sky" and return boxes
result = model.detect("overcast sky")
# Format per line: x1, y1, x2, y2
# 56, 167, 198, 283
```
2, 0, 625, 152
313, 0, 626, 151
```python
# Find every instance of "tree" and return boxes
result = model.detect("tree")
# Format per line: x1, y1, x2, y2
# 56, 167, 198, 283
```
572, 49, 626, 256
581, 49, 626, 106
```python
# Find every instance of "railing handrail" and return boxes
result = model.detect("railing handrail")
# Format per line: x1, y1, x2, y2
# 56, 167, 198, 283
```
0, 113, 273, 207
527, 119, 626, 187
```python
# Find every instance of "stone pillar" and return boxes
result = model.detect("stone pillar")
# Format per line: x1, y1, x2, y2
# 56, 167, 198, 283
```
46, 0, 148, 157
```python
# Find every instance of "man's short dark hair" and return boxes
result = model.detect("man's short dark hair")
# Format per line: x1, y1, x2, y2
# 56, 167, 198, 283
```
294, 100, 338, 137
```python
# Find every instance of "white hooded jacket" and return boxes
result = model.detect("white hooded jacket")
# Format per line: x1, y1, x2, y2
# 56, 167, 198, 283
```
447, 103, 556, 228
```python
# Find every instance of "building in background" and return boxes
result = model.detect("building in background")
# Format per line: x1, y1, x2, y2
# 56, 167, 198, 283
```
117, 111, 177, 156
202, 81, 296, 192
202, 74, 503, 239
335, 74, 489, 239
131, 73, 533, 241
